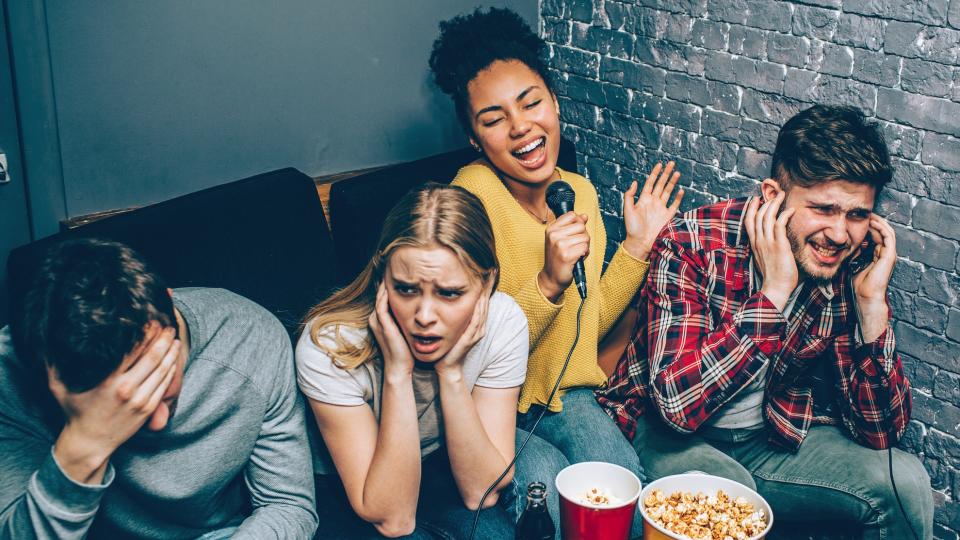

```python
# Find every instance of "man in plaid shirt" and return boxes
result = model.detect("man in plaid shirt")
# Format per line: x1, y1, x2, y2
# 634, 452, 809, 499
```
599, 105, 932, 538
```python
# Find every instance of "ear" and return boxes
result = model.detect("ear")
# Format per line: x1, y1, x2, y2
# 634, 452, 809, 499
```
759, 178, 783, 203
553, 92, 560, 115
469, 137, 481, 152
167, 288, 174, 299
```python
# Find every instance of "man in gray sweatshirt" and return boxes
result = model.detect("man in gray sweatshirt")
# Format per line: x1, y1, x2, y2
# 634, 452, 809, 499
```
0, 238, 318, 539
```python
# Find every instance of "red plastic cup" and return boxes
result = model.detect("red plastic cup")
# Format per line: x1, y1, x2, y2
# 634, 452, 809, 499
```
555, 462, 642, 540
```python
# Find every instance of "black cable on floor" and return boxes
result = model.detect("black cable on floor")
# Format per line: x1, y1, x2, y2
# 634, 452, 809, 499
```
467, 298, 585, 540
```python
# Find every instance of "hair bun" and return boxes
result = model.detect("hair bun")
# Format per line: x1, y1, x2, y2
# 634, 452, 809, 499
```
429, 7, 548, 98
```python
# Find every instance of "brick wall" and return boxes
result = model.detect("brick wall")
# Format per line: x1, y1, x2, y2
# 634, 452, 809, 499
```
540, 0, 960, 537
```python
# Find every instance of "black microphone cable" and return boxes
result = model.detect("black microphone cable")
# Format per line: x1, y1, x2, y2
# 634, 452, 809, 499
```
889, 443, 919, 540
849, 267, 919, 540
468, 297, 586, 540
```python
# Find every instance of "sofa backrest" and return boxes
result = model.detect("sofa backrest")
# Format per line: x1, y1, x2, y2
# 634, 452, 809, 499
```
7, 168, 335, 337
329, 138, 578, 284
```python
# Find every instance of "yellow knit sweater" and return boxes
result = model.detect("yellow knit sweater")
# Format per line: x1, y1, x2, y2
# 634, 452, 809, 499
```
452, 164, 650, 412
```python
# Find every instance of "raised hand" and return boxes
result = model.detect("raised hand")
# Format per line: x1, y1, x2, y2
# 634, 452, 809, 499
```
744, 192, 798, 313
436, 279, 494, 378
852, 215, 897, 342
538, 211, 590, 302
368, 281, 415, 378
52, 323, 181, 484
622, 161, 685, 261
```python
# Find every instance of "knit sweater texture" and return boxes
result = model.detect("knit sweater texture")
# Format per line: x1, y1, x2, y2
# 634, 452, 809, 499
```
452, 164, 649, 412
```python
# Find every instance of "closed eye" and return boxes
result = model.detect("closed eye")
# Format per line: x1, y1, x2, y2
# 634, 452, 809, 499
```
524, 99, 542, 110
482, 117, 503, 127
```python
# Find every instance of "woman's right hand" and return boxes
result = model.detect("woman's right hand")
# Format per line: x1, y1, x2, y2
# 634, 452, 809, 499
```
538, 212, 590, 303
368, 282, 414, 378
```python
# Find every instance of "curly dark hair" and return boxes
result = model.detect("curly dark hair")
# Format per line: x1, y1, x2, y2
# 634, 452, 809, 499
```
429, 7, 552, 135
771, 105, 892, 192
11, 238, 176, 393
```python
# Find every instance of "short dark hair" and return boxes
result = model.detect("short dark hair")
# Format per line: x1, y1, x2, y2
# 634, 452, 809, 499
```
771, 105, 892, 192
429, 7, 552, 135
11, 238, 176, 393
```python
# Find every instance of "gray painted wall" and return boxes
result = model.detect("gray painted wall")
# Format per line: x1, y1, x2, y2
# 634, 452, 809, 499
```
14, 1, 537, 233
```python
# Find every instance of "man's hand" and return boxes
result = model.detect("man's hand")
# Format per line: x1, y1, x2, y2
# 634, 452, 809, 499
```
745, 192, 798, 313
538, 212, 590, 302
852, 214, 897, 343
621, 161, 684, 261
51, 323, 181, 485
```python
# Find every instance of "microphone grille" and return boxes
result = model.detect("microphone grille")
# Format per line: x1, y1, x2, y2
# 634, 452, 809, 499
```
546, 180, 575, 209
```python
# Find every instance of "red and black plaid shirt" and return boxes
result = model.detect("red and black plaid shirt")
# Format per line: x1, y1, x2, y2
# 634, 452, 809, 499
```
598, 197, 911, 451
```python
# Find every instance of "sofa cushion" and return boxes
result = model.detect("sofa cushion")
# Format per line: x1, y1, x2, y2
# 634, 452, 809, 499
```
7, 168, 334, 337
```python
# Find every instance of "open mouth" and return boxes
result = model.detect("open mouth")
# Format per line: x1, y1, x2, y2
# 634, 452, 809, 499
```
511, 136, 547, 168
411, 334, 443, 355
808, 241, 846, 265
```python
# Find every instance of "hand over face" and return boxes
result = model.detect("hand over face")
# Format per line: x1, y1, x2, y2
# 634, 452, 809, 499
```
852, 214, 897, 304
622, 161, 684, 260
368, 281, 414, 377
745, 192, 798, 312
51, 323, 182, 458
435, 279, 494, 377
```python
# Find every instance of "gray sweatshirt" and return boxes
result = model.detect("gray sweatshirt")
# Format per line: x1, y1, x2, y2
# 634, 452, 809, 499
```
0, 288, 318, 539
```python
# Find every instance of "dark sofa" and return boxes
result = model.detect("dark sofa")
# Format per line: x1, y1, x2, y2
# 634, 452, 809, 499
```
6, 140, 577, 335
6, 168, 336, 337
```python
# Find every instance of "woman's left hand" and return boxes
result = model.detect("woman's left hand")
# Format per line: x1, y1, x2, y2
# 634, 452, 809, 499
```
435, 280, 494, 378
622, 161, 684, 261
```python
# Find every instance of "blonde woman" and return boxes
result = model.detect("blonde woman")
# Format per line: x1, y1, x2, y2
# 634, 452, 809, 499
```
296, 184, 567, 539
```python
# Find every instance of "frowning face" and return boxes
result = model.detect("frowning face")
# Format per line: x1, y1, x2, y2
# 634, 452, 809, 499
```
384, 246, 483, 362
772, 180, 877, 283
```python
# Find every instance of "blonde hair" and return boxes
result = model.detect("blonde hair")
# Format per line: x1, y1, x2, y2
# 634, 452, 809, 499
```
303, 183, 499, 370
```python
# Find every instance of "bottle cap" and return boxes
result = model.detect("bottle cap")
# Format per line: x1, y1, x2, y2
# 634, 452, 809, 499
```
527, 481, 547, 498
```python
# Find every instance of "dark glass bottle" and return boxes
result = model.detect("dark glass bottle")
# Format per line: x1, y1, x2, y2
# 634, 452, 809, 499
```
516, 481, 556, 540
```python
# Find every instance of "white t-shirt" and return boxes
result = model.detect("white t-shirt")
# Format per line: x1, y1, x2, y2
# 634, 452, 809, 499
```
296, 292, 529, 473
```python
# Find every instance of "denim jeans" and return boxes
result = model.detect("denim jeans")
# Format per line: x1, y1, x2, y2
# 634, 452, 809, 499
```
518, 388, 645, 539
633, 414, 934, 540
314, 429, 567, 539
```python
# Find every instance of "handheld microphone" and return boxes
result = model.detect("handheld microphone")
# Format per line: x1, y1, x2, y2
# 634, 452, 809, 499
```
546, 181, 587, 299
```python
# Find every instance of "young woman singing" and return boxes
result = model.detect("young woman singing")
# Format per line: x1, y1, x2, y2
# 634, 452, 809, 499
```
430, 11, 683, 535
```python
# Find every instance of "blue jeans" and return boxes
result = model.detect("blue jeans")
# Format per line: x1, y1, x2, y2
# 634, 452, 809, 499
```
315, 429, 567, 539
513, 427, 570, 539
632, 414, 934, 540
518, 388, 645, 539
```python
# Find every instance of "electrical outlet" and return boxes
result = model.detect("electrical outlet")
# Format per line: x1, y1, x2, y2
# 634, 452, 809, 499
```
0, 152, 8, 184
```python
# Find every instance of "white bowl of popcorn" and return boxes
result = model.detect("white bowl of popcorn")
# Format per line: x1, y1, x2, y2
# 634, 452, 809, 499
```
639, 473, 774, 540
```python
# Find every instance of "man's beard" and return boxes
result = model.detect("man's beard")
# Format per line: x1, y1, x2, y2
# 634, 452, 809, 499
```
786, 223, 851, 285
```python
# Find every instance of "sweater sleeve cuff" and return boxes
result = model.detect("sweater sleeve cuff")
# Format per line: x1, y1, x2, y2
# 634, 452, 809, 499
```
605, 245, 651, 293
616, 242, 650, 266
33, 448, 112, 516
517, 272, 565, 310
